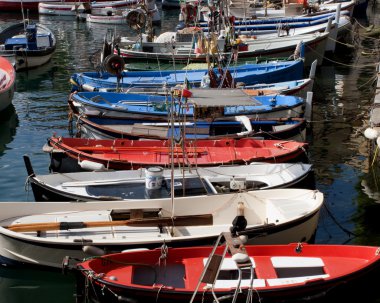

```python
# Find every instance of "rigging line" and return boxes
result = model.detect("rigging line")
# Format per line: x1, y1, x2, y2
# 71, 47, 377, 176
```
322, 203, 358, 238
357, 73, 378, 90
305, 44, 379, 68
327, 36, 355, 48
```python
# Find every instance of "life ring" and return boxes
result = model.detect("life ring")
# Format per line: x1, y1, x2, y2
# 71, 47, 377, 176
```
126, 9, 146, 31
103, 54, 125, 75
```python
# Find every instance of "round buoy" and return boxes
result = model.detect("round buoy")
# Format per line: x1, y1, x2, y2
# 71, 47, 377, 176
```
364, 127, 378, 140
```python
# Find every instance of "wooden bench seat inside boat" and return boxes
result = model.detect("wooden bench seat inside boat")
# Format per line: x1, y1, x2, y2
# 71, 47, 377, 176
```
199, 255, 329, 289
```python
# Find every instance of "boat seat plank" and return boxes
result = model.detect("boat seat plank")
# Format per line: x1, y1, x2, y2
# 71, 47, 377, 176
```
213, 279, 266, 289
266, 274, 329, 286
252, 256, 278, 279
203, 257, 256, 270
271, 257, 325, 268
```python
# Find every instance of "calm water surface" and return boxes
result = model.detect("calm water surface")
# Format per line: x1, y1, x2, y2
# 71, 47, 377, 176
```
1, 4, 380, 302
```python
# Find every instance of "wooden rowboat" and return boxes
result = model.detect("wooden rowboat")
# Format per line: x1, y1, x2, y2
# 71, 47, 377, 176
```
24, 155, 314, 201
0, 188, 323, 268
74, 234, 380, 303
46, 136, 309, 172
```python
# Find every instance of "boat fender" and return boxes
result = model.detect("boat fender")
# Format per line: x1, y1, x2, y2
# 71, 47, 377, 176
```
82, 245, 105, 256
232, 252, 249, 264
81, 84, 97, 92
377, 137, 380, 147
78, 160, 106, 171
235, 115, 252, 136
364, 128, 378, 140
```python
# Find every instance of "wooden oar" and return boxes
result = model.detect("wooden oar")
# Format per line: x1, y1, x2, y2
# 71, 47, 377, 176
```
5, 214, 213, 233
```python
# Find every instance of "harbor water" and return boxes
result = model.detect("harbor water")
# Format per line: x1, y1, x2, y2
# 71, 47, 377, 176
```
1, 3, 380, 302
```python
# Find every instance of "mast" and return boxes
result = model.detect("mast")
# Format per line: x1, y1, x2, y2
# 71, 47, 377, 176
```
170, 90, 175, 216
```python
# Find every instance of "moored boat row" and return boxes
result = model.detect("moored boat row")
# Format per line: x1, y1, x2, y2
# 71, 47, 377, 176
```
1, 2, 379, 303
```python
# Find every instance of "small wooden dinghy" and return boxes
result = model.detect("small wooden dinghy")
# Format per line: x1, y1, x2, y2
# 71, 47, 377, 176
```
46, 136, 309, 172
74, 232, 380, 303
68, 89, 306, 121
73, 113, 307, 142
0, 188, 323, 268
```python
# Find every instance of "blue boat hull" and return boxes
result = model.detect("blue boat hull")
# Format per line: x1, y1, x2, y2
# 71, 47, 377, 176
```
70, 60, 304, 91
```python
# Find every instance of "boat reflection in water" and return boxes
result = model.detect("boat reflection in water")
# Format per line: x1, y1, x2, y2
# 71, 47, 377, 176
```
0, 105, 18, 156
0, 266, 75, 303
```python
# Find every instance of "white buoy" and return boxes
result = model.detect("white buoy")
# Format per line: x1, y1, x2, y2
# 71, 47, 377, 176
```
235, 115, 252, 136
81, 84, 96, 92
364, 128, 379, 140
79, 160, 106, 171
376, 137, 380, 147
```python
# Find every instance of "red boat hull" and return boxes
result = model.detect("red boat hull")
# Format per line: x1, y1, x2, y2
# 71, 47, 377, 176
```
75, 243, 380, 303
47, 137, 308, 172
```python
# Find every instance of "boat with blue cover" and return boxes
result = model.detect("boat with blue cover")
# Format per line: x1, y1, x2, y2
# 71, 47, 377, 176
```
0, 20, 56, 71
70, 58, 304, 92
68, 89, 306, 121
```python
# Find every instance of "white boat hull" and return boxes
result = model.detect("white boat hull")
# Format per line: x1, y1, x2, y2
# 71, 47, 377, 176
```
0, 189, 323, 268
13, 52, 53, 71
38, 0, 139, 16
118, 32, 329, 67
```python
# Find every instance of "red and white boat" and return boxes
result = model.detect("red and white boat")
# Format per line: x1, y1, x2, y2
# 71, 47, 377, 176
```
46, 136, 308, 172
75, 235, 380, 303
38, 0, 139, 16
0, 56, 15, 112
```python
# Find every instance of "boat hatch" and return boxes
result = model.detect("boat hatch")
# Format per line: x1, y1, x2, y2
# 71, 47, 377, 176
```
85, 177, 212, 199
212, 179, 268, 193
132, 263, 186, 288
166, 177, 213, 196
271, 257, 325, 278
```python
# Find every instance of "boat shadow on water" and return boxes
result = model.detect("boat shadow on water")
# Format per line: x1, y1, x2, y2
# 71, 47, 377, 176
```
0, 266, 75, 303
0, 105, 19, 156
